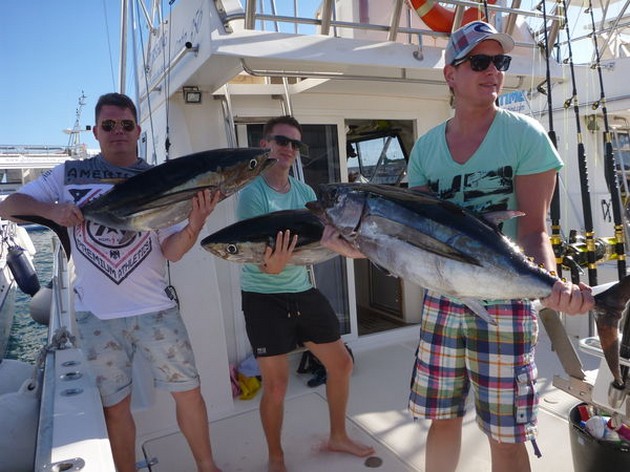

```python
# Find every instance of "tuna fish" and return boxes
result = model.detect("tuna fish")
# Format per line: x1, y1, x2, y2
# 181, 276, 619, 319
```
80, 147, 274, 232
307, 183, 630, 391
201, 209, 336, 265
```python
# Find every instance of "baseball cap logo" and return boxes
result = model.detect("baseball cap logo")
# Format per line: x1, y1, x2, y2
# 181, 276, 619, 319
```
473, 22, 495, 34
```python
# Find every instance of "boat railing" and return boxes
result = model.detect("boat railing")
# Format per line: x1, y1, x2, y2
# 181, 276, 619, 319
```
0, 144, 69, 155
34, 240, 115, 471
218, 0, 562, 42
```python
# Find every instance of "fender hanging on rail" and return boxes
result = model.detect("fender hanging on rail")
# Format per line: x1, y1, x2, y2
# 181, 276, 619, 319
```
7, 245, 40, 297
406, 0, 494, 33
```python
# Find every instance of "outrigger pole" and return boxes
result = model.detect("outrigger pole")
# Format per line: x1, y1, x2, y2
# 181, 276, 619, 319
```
538, 0, 564, 279
586, 0, 627, 281
560, 0, 598, 287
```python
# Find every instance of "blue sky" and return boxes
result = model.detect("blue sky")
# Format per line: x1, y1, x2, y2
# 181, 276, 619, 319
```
1, 1, 122, 149
0, 0, 321, 150
0, 1, 611, 151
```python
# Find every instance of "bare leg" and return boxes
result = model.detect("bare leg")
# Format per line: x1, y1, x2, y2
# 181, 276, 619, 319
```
489, 438, 531, 472
306, 340, 374, 457
172, 387, 222, 472
425, 417, 462, 472
103, 395, 136, 472
257, 355, 290, 472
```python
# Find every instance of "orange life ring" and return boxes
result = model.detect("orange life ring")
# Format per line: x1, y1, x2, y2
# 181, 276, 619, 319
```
406, 0, 495, 33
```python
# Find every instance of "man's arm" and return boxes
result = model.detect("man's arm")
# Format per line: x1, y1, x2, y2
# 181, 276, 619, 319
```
161, 189, 221, 262
319, 224, 365, 259
515, 171, 594, 314
0, 193, 83, 227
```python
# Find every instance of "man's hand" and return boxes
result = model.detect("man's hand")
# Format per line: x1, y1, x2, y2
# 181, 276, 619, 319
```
320, 225, 365, 259
188, 189, 222, 234
51, 203, 84, 227
541, 280, 594, 315
262, 230, 298, 274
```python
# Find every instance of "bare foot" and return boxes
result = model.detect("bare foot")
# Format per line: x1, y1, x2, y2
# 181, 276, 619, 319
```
268, 458, 288, 472
199, 461, 222, 472
326, 436, 375, 457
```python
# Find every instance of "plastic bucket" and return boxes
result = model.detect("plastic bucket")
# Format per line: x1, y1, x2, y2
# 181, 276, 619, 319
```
569, 403, 630, 472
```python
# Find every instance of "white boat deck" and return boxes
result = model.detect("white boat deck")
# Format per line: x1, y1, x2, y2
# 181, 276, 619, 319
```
142, 326, 601, 472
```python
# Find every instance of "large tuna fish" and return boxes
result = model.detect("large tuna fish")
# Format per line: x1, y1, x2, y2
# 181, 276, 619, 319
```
80, 147, 274, 232
307, 182, 630, 393
201, 209, 336, 265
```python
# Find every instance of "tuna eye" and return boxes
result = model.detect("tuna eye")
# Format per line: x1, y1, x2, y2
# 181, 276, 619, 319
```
226, 244, 239, 255
248, 159, 257, 170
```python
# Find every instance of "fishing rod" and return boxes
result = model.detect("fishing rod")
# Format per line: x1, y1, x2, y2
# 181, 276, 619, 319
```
586, 0, 627, 281
560, 0, 598, 287
538, 0, 565, 280
481, 0, 489, 21
586, 0, 630, 392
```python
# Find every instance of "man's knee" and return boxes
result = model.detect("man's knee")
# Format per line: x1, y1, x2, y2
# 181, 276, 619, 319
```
104, 395, 132, 419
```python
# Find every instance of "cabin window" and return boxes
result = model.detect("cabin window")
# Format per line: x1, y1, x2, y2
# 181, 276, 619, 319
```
347, 133, 408, 185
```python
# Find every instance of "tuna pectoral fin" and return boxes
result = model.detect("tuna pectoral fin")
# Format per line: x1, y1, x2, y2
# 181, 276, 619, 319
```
367, 215, 481, 266
118, 231, 137, 246
13, 215, 71, 259
461, 298, 497, 325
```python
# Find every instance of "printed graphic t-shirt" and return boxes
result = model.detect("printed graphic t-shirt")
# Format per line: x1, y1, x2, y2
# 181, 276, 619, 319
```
18, 154, 181, 320
407, 108, 563, 240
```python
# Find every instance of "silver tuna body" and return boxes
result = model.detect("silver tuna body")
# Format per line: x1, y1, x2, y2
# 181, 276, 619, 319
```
310, 183, 630, 389
311, 183, 557, 301
81, 147, 274, 232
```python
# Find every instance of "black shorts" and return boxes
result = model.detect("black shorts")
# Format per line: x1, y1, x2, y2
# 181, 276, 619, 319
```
242, 288, 341, 357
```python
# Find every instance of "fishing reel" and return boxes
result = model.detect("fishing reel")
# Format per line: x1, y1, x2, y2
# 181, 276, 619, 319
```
560, 230, 616, 272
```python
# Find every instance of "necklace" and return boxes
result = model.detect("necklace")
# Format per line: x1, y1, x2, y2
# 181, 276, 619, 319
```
263, 175, 290, 193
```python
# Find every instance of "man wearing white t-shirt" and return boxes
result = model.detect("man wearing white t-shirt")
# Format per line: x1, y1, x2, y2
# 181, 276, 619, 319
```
0, 93, 223, 472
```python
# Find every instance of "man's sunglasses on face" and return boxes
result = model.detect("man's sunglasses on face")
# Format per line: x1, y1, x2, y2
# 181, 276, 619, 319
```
100, 119, 137, 132
452, 54, 512, 72
267, 135, 307, 154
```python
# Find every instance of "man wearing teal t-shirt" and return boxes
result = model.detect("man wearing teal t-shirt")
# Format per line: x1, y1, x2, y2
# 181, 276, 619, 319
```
320, 21, 595, 472
405, 22, 594, 472
237, 116, 374, 472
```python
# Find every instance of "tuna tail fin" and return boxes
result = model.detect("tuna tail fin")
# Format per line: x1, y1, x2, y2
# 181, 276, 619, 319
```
592, 274, 630, 388
593, 275, 630, 317
13, 215, 71, 260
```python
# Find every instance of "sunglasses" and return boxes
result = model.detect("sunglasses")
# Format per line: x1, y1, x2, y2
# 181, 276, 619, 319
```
100, 119, 137, 132
267, 135, 307, 153
453, 54, 512, 72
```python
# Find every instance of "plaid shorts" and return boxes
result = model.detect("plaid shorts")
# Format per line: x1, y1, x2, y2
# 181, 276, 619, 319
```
408, 292, 539, 443
75, 306, 200, 407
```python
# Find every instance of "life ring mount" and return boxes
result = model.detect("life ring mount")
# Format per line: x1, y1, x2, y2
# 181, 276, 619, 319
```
406, 0, 494, 33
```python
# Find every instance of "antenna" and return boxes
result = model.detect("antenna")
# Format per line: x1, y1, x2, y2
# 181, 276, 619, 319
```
63, 92, 91, 155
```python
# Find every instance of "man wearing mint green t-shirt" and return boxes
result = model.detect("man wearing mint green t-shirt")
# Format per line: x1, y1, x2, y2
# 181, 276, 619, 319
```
405, 21, 594, 472
237, 116, 374, 472
319, 21, 595, 472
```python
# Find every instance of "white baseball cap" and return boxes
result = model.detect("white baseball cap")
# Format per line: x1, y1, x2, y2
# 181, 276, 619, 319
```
445, 21, 514, 65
